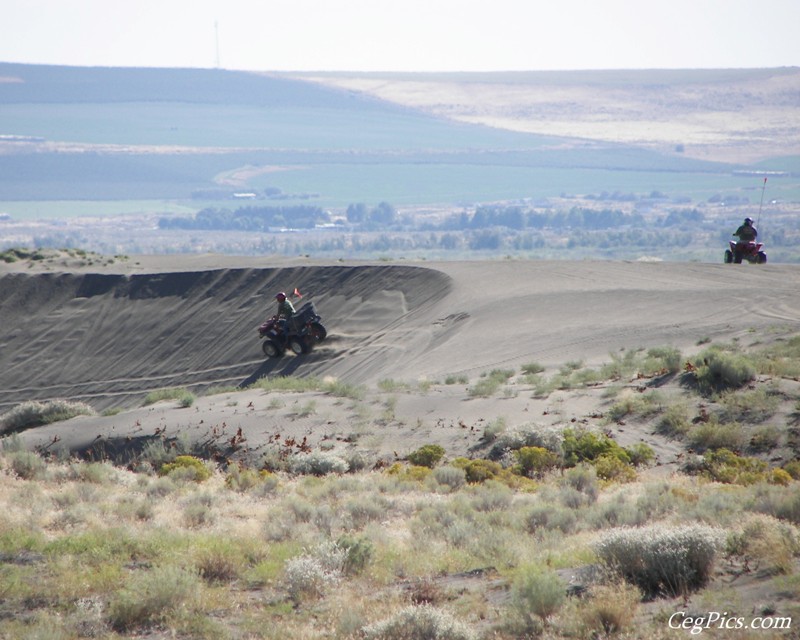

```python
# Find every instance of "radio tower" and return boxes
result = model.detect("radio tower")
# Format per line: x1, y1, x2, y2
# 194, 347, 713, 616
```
214, 21, 221, 68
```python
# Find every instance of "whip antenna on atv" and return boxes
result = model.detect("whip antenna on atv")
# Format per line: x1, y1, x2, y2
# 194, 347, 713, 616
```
756, 177, 767, 229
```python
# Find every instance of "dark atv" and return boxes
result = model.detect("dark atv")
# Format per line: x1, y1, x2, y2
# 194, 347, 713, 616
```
258, 302, 327, 358
725, 240, 767, 264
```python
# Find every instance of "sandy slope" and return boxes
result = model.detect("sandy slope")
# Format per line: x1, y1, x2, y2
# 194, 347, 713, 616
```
2, 255, 799, 463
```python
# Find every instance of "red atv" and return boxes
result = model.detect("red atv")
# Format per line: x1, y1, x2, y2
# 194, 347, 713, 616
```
258, 301, 327, 358
725, 241, 766, 264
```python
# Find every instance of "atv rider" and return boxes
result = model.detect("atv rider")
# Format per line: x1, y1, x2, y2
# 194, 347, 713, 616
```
274, 292, 296, 338
733, 217, 758, 243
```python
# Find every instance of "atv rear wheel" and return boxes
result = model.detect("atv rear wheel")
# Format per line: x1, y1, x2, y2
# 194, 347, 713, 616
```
309, 322, 327, 342
733, 250, 743, 264
262, 340, 284, 358
724, 249, 733, 264
757, 251, 767, 264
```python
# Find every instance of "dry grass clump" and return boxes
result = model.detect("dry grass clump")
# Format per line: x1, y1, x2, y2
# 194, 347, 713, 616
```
0, 399, 95, 433
362, 604, 477, 640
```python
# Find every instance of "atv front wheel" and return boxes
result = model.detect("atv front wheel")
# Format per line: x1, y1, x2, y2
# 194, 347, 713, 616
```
733, 251, 743, 264
262, 340, 284, 358
288, 336, 311, 355
757, 252, 767, 264
724, 249, 733, 264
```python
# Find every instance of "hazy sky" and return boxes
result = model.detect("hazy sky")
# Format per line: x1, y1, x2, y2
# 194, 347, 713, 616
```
1, 0, 797, 72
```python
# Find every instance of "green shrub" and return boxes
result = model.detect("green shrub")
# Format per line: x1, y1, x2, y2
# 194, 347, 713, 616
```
562, 427, 630, 467
656, 403, 691, 438
362, 604, 476, 640
159, 456, 212, 483
407, 444, 445, 469
511, 567, 565, 627
594, 454, 637, 483
698, 449, 768, 485
0, 399, 95, 433
521, 362, 545, 375
468, 369, 514, 398
337, 534, 374, 576
142, 388, 195, 407
432, 465, 467, 490
452, 458, 502, 484
783, 461, 800, 480
514, 446, 559, 478
107, 565, 201, 631
688, 420, 746, 453
594, 524, 724, 598
688, 346, 756, 393
626, 443, 655, 467
7, 450, 47, 480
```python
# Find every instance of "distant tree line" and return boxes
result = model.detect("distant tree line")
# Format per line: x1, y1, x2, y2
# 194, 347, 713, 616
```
158, 206, 330, 231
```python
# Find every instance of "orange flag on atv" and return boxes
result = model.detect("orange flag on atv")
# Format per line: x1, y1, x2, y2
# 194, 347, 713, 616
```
293, 288, 303, 299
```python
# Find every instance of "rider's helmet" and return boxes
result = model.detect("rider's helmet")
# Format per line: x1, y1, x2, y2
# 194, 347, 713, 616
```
744, 217, 754, 225
275, 292, 286, 301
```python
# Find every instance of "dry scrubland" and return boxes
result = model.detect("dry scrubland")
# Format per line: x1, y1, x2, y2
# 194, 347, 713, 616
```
1, 327, 800, 638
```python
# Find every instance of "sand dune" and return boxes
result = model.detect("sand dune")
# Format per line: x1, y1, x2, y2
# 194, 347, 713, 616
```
2, 257, 799, 411
2, 255, 799, 463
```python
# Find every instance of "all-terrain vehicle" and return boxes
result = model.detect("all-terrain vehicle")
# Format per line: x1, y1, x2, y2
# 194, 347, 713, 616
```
724, 240, 767, 264
258, 301, 327, 358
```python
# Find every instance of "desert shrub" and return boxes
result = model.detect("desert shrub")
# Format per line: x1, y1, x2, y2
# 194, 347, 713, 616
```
514, 446, 559, 478
687, 346, 756, 393
521, 362, 545, 375
407, 444, 445, 469
362, 604, 476, 640
284, 541, 345, 603
159, 456, 212, 483
626, 442, 656, 467
468, 368, 514, 398
752, 485, 800, 524
289, 451, 349, 476
579, 581, 641, 636
386, 463, 432, 484
783, 461, 800, 480
594, 524, 724, 598
0, 399, 95, 433
770, 468, 793, 486
562, 463, 599, 503
562, 427, 630, 467
337, 534, 374, 576
525, 503, 576, 535
194, 541, 246, 584
6, 450, 47, 480
749, 425, 782, 452
482, 416, 507, 442
488, 424, 564, 460
432, 465, 467, 491
688, 420, 746, 453
68, 461, 116, 484
142, 387, 195, 407
725, 514, 800, 574
344, 495, 388, 529
224, 466, 278, 493
107, 565, 201, 631
717, 387, 780, 423
511, 566, 565, 628
452, 457, 502, 483
699, 448, 768, 485
468, 480, 513, 512
656, 403, 691, 438
607, 392, 663, 422
594, 454, 637, 483
643, 346, 683, 375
